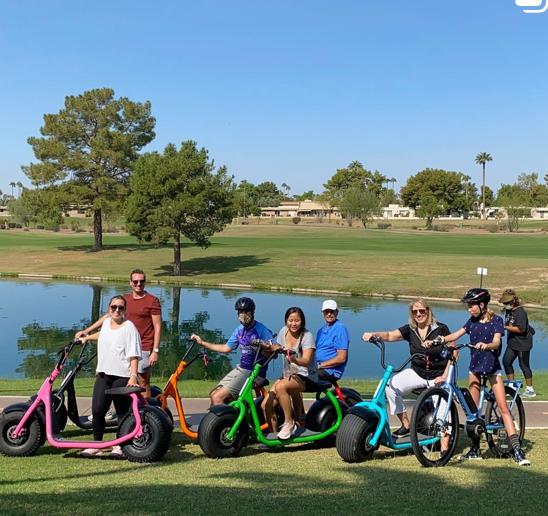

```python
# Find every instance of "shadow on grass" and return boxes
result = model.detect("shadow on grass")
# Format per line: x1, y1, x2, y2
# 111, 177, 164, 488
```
155, 255, 270, 277
1, 458, 546, 515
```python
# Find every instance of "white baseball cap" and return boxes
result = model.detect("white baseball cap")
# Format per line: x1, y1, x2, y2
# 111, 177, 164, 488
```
322, 300, 338, 311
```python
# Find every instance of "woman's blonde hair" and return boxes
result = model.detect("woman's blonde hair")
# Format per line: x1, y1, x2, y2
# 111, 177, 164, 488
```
408, 298, 437, 329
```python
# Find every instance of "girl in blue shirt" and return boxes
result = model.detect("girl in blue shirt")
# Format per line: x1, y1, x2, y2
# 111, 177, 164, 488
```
427, 288, 530, 466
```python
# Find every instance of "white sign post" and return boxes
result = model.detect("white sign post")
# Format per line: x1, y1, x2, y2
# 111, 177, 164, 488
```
477, 267, 488, 288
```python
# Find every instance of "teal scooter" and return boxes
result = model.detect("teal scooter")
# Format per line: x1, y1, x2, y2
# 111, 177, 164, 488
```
336, 336, 458, 467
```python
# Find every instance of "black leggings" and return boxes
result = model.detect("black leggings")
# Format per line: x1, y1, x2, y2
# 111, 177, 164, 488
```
502, 348, 532, 379
91, 373, 131, 441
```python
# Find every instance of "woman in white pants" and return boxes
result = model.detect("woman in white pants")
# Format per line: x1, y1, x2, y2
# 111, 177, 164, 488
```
362, 298, 455, 441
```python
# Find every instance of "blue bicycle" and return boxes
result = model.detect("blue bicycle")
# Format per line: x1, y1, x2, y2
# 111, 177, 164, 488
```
336, 336, 458, 467
410, 343, 526, 467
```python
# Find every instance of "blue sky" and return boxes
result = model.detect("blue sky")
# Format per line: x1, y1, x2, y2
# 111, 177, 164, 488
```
0, 0, 547, 197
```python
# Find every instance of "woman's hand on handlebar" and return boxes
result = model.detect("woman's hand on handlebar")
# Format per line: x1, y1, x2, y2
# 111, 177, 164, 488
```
362, 332, 374, 342
475, 342, 489, 351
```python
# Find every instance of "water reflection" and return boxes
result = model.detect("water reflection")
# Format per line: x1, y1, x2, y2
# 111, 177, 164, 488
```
1, 279, 547, 381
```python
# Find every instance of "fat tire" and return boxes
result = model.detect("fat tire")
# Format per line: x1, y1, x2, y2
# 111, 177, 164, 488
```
118, 407, 172, 463
410, 387, 459, 468
198, 411, 249, 459
314, 406, 338, 448
336, 413, 377, 463
485, 386, 526, 457
0, 411, 43, 457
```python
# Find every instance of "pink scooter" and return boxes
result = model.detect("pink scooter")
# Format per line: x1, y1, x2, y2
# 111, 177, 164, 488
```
0, 340, 172, 462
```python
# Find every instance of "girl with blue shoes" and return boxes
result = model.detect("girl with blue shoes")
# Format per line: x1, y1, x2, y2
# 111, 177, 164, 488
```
428, 288, 530, 466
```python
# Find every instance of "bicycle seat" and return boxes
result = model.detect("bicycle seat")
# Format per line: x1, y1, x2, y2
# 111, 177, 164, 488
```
105, 387, 145, 395
303, 379, 333, 393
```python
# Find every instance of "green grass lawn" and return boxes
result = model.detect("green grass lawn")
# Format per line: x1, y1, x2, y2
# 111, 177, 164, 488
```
1, 224, 548, 304
2, 373, 546, 399
0, 428, 546, 515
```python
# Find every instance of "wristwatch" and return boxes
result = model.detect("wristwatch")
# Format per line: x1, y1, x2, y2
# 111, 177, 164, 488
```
153, 348, 160, 353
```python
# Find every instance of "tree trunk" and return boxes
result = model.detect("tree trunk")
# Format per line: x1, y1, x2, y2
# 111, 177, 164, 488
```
482, 163, 486, 220
91, 208, 104, 251
173, 232, 181, 275
172, 286, 181, 327
90, 284, 102, 322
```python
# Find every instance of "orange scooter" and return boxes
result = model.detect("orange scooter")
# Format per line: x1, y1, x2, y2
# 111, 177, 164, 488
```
155, 339, 270, 439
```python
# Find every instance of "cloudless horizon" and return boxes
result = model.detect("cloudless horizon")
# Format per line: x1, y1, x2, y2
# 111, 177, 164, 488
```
1, 0, 547, 198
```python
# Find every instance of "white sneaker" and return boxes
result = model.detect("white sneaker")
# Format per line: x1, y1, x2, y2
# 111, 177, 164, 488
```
87, 408, 117, 422
277, 421, 297, 440
522, 389, 536, 399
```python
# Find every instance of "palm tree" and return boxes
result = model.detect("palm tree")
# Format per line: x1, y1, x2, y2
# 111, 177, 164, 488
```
475, 152, 493, 219
390, 177, 397, 191
9, 182, 16, 197
16, 181, 23, 197
281, 182, 291, 198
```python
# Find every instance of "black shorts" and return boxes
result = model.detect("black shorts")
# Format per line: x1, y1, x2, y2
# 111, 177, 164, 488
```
317, 368, 340, 385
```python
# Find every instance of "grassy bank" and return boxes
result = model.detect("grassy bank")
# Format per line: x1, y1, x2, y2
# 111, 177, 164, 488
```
0, 428, 547, 516
1, 225, 548, 304
1, 373, 546, 400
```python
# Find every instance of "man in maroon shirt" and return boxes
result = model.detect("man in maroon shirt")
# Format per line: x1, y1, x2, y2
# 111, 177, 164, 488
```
76, 269, 162, 397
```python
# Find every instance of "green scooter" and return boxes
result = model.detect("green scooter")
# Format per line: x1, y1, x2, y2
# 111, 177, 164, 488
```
198, 341, 350, 458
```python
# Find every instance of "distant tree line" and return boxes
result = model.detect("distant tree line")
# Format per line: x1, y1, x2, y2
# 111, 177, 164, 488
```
4, 88, 548, 258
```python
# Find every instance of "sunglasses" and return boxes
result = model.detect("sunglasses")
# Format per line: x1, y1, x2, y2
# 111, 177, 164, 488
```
110, 305, 126, 312
132, 280, 146, 285
412, 309, 428, 316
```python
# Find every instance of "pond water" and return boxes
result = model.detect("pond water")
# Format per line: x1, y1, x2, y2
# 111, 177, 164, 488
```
1, 279, 547, 382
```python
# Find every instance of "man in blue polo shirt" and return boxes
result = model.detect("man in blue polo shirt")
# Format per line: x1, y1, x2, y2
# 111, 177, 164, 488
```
191, 297, 273, 405
316, 300, 350, 383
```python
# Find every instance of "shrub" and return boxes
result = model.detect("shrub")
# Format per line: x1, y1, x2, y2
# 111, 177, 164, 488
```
487, 224, 499, 233
411, 225, 418, 230
102, 226, 118, 233
431, 225, 449, 232
36, 224, 45, 229
71, 221, 81, 231
377, 222, 392, 230
292, 217, 301, 225
60, 224, 69, 230
241, 219, 249, 225
15, 224, 23, 229
8, 222, 16, 229
23, 227, 29, 232
51, 225, 60, 232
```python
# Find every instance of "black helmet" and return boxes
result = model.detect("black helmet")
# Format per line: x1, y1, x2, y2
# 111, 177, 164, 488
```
461, 288, 491, 305
235, 297, 256, 311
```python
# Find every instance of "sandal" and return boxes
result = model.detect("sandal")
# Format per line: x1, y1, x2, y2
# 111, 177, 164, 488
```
109, 446, 124, 458
80, 448, 103, 457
